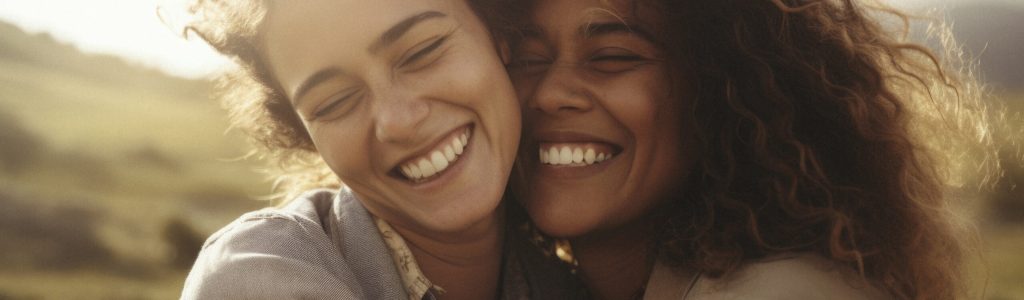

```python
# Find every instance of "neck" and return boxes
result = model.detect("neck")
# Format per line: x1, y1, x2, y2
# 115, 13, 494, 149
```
573, 219, 657, 300
391, 211, 504, 300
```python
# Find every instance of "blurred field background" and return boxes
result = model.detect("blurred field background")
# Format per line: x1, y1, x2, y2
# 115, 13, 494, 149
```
0, 1, 1022, 299
0, 15, 266, 299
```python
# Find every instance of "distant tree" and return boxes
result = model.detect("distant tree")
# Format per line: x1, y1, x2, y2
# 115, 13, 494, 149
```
0, 110, 46, 174
990, 151, 1024, 223
0, 190, 113, 270
162, 217, 205, 269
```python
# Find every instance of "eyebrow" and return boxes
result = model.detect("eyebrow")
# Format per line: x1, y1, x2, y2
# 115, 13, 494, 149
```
293, 67, 343, 103
579, 21, 658, 43
369, 11, 447, 53
581, 21, 659, 44
518, 21, 659, 45
291, 11, 447, 102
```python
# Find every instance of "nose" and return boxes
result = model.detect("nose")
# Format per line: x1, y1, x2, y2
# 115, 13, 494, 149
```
526, 65, 594, 115
373, 89, 429, 144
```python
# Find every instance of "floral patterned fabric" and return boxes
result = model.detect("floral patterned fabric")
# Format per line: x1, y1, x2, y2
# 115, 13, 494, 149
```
372, 216, 445, 300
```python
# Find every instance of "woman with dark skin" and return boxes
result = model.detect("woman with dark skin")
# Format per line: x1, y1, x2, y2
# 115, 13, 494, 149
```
507, 0, 991, 299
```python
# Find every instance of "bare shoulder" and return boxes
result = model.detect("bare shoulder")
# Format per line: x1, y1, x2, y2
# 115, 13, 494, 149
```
688, 253, 892, 300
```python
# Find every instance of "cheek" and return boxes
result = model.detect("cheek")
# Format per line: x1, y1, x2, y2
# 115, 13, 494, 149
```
602, 75, 672, 136
432, 49, 500, 102
440, 48, 520, 123
306, 121, 369, 177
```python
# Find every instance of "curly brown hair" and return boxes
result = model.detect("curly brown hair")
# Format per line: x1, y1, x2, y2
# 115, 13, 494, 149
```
186, 0, 994, 297
184, 0, 527, 203
620, 0, 996, 299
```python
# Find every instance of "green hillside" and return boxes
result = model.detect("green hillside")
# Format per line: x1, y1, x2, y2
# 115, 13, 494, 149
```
0, 21, 266, 299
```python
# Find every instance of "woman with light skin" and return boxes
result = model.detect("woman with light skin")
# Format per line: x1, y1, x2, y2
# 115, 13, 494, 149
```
508, 0, 989, 299
180, 0, 575, 299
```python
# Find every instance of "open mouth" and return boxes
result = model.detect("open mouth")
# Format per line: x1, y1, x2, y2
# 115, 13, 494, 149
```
538, 142, 620, 167
394, 125, 472, 183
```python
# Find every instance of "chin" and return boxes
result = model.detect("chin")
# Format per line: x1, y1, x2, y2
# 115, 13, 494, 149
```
423, 195, 504, 235
524, 199, 600, 239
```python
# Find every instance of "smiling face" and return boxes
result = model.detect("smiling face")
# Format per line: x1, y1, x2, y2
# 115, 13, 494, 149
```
261, 0, 520, 235
509, 0, 694, 238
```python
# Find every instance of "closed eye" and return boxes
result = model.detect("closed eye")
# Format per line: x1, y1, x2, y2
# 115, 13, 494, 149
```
591, 55, 644, 62
588, 48, 651, 74
399, 34, 450, 70
514, 54, 551, 65
313, 89, 361, 119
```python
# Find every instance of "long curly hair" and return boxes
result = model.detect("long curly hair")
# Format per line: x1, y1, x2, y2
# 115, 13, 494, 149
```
627, 0, 996, 299
183, 0, 526, 203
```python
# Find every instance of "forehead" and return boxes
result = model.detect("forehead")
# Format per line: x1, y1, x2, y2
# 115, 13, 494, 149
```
259, 0, 480, 95
263, 0, 468, 38
532, 0, 632, 21
527, 0, 650, 35
260, 0, 482, 61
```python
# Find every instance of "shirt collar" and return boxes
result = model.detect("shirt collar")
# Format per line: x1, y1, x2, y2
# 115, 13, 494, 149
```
372, 216, 446, 300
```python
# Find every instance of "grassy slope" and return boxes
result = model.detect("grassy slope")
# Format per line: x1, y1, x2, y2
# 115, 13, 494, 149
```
977, 91, 1024, 300
0, 22, 266, 299
979, 226, 1024, 299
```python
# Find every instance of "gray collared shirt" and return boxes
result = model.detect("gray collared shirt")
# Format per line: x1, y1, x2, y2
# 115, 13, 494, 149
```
181, 189, 579, 299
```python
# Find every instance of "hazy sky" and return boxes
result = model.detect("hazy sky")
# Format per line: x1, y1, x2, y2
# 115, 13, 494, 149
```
0, 0, 1019, 79
0, 0, 231, 79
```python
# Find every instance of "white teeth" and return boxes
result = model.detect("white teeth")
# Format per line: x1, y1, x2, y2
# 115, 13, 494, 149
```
418, 159, 437, 178
409, 164, 422, 178
559, 147, 572, 164
430, 151, 449, 172
453, 137, 464, 155
398, 129, 471, 181
539, 145, 614, 166
443, 146, 456, 161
